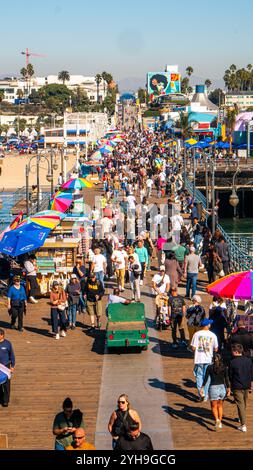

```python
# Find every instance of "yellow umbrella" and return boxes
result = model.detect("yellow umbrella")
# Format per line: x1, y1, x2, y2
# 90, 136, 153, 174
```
185, 138, 198, 145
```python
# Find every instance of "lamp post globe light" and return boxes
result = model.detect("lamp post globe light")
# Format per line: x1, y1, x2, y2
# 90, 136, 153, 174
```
25, 153, 52, 217
229, 188, 239, 207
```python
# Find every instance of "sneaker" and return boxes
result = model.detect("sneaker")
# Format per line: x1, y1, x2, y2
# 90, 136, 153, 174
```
60, 330, 66, 337
215, 419, 221, 430
18, 328, 23, 332
238, 425, 247, 432
140, 280, 143, 286
55, 334, 60, 340
2, 402, 8, 407
10, 324, 16, 330
29, 296, 38, 304
218, 421, 222, 429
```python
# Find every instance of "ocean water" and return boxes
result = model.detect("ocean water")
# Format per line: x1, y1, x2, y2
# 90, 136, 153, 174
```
220, 218, 253, 234
0, 192, 15, 230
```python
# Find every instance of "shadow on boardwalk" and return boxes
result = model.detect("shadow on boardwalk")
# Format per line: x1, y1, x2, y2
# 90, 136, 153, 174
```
148, 377, 197, 403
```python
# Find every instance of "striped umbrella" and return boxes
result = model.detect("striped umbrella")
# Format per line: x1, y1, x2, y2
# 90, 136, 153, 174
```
61, 177, 93, 190
207, 271, 253, 300
49, 190, 73, 213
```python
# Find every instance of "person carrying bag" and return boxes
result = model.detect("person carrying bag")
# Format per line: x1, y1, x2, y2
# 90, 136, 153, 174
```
7, 275, 27, 332
50, 281, 68, 340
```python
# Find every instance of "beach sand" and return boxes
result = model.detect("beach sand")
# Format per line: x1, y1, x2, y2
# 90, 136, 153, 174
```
0, 153, 77, 191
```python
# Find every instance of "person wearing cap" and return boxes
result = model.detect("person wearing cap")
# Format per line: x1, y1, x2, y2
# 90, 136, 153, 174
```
81, 272, 105, 331
168, 287, 187, 348
152, 266, 170, 296
50, 281, 68, 340
7, 275, 27, 332
111, 244, 128, 292
65, 275, 81, 330
184, 246, 202, 299
190, 318, 219, 401
134, 240, 149, 286
186, 295, 206, 345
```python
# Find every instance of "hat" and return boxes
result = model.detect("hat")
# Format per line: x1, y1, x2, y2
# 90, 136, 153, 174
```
118, 243, 124, 248
201, 318, 213, 327
52, 281, 59, 286
159, 265, 165, 271
192, 295, 202, 303
13, 275, 21, 281
71, 274, 77, 279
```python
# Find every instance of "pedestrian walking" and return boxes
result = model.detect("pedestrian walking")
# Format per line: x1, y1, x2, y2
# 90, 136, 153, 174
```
111, 243, 128, 291
114, 422, 153, 451
108, 394, 142, 449
81, 272, 104, 331
128, 255, 141, 301
168, 287, 187, 348
200, 353, 230, 430
65, 428, 96, 450
91, 247, 107, 289
53, 397, 85, 450
24, 254, 39, 303
229, 343, 253, 432
0, 329, 15, 407
7, 275, 27, 332
65, 274, 81, 330
134, 239, 148, 286
184, 246, 202, 299
186, 295, 206, 345
191, 318, 219, 401
50, 281, 68, 340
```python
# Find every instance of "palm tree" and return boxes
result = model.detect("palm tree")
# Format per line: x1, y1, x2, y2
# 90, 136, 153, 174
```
177, 112, 196, 140
186, 66, 194, 77
225, 108, 238, 154
230, 64, 237, 73
101, 71, 113, 98
58, 71, 70, 85
26, 63, 34, 98
95, 73, 102, 103
205, 79, 212, 91
247, 64, 252, 72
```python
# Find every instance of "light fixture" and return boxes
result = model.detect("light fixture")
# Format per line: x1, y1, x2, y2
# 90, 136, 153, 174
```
229, 187, 239, 207
53, 162, 58, 171
46, 173, 53, 182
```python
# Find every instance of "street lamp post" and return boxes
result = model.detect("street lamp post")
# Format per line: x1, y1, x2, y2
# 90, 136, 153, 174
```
25, 153, 52, 217
211, 160, 216, 235
193, 148, 196, 200
229, 167, 240, 219
205, 152, 209, 211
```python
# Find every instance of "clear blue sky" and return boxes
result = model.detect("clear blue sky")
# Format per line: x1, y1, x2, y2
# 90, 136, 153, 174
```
1, 0, 253, 84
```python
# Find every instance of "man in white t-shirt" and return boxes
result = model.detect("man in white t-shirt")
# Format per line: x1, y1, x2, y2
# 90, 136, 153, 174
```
111, 244, 128, 291
170, 212, 184, 244
100, 216, 114, 238
146, 178, 153, 198
152, 266, 170, 295
191, 318, 218, 402
127, 194, 136, 210
107, 288, 131, 310
91, 247, 107, 288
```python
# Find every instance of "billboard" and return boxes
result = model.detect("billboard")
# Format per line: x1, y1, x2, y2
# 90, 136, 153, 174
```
147, 72, 181, 100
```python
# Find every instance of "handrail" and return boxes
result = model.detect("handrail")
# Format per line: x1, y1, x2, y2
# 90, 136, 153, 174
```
185, 177, 253, 271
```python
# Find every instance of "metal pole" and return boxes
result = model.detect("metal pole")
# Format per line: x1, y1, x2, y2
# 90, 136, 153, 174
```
37, 154, 40, 212
85, 113, 88, 161
247, 121, 250, 164
26, 164, 29, 216
193, 148, 196, 200
60, 147, 64, 181
50, 147, 54, 197
205, 153, 209, 210
183, 148, 186, 185
211, 161, 215, 234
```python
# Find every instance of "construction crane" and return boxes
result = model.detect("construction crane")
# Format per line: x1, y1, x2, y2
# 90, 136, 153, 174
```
21, 48, 46, 67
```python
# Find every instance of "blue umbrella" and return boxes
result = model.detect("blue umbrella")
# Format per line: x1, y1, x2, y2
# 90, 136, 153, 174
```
0, 222, 50, 257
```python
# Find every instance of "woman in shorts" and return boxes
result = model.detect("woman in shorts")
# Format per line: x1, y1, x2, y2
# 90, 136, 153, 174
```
200, 353, 230, 430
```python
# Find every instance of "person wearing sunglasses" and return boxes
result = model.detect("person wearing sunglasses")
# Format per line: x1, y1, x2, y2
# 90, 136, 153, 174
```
65, 428, 95, 450
53, 397, 85, 450
108, 394, 141, 449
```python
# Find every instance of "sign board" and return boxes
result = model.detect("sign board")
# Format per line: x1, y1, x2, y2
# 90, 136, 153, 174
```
147, 72, 181, 101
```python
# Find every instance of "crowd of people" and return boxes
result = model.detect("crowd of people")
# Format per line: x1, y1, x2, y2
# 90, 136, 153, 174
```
1, 127, 253, 447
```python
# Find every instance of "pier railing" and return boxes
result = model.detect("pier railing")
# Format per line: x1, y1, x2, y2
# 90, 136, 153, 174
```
185, 178, 253, 271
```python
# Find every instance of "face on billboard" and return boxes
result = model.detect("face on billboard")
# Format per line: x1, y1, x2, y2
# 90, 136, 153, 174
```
147, 72, 181, 100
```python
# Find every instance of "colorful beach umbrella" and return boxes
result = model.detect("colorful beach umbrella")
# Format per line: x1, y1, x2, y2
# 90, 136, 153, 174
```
49, 190, 73, 212
61, 177, 93, 190
92, 150, 103, 160
206, 271, 253, 300
0, 222, 50, 257
0, 211, 23, 241
19, 212, 63, 230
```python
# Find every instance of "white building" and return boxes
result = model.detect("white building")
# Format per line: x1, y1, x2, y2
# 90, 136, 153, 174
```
225, 91, 253, 109
44, 112, 108, 148
0, 75, 108, 103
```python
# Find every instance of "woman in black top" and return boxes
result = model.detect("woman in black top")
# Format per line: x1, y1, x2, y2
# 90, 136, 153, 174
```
108, 394, 141, 449
201, 353, 231, 430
